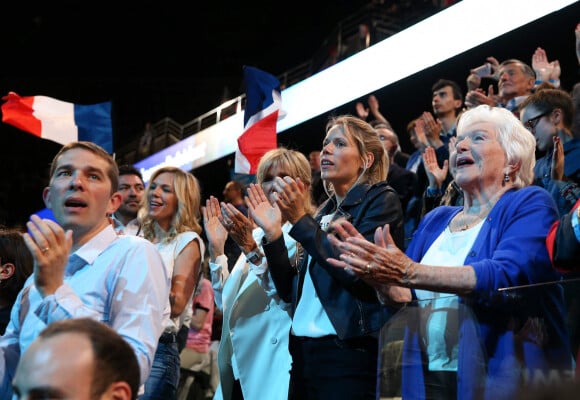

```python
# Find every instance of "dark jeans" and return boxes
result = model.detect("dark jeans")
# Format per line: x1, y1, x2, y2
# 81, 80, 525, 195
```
142, 333, 180, 400
423, 370, 457, 400
288, 334, 378, 400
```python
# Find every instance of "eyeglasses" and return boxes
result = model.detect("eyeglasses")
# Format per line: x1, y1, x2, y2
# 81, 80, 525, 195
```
523, 110, 551, 131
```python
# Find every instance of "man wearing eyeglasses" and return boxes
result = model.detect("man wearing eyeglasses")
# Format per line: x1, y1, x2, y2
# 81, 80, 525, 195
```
519, 88, 580, 217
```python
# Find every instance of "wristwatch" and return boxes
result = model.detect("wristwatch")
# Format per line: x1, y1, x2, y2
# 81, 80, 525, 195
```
245, 248, 264, 265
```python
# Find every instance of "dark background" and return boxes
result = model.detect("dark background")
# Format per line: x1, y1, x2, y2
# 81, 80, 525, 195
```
1, 1, 579, 228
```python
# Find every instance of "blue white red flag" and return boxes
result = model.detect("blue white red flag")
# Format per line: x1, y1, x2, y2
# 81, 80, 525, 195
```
235, 66, 282, 174
1, 91, 113, 153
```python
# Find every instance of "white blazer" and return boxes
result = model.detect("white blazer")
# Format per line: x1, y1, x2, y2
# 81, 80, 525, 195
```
210, 223, 296, 400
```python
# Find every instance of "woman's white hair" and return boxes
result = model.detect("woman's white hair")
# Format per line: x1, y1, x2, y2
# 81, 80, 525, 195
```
456, 105, 536, 187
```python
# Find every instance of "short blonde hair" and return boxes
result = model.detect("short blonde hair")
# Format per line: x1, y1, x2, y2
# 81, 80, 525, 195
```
256, 147, 314, 215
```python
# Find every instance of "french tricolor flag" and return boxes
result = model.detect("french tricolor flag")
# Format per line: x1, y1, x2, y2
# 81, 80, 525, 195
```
1, 91, 113, 153
235, 66, 283, 174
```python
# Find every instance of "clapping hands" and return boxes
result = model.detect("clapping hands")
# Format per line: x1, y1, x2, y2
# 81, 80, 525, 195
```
246, 183, 283, 242
532, 47, 560, 83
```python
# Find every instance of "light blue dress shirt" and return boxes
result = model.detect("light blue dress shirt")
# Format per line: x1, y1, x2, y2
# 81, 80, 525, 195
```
0, 225, 170, 399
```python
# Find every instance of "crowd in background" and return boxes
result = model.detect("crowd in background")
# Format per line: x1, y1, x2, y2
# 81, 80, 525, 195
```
0, 21, 579, 400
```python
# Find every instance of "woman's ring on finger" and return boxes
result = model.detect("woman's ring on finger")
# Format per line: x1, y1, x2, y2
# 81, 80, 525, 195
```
365, 263, 372, 275
42, 247, 50, 253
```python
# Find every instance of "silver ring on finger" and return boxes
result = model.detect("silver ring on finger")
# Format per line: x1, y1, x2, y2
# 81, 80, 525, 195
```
365, 263, 373, 275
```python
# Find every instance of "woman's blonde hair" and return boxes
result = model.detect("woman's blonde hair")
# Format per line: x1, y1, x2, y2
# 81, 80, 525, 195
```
256, 147, 314, 215
322, 115, 388, 197
141, 166, 202, 242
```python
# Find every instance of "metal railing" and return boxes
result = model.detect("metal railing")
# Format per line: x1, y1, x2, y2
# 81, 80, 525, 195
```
115, 1, 450, 166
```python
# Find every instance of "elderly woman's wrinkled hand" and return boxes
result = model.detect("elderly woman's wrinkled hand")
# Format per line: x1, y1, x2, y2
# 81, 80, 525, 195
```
326, 220, 414, 287
220, 201, 255, 252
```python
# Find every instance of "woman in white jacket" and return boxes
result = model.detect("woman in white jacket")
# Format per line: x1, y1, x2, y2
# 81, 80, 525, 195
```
202, 148, 313, 400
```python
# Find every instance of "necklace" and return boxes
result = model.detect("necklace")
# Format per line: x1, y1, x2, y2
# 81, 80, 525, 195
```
453, 201, 495, 232
457, 211, 484, 231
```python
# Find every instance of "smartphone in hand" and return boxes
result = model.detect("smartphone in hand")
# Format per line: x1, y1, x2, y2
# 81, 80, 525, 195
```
472, 63, 492, 78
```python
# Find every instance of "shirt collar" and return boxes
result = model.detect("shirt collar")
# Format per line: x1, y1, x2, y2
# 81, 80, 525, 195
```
75, 225, 118, 266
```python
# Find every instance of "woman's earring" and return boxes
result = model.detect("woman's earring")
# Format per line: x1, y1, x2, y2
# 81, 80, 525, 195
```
503, 173, 510, 185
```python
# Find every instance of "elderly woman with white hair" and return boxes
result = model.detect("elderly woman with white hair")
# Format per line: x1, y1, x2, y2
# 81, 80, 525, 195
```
327, 105, 574, 399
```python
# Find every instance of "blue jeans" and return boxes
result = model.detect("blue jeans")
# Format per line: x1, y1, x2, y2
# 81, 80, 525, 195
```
141, 337, 180, 400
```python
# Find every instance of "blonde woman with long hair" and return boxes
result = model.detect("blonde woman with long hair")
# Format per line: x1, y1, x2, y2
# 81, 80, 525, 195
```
140, 166, 205, 400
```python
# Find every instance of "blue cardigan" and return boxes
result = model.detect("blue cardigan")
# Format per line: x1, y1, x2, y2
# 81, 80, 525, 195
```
401, 186, 573, 399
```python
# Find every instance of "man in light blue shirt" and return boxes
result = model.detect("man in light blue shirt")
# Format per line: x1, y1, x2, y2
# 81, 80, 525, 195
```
1, 141, 170, 399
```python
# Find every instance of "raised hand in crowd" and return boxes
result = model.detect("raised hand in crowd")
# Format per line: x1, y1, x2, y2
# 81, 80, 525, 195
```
531, 47, 560, 86
551, 136, 564, 182
245, 183, 282, 242
420, 111, 443, 149
413, 117, 429, 152
355, 101, 370, 120
356, 94, 391, 127
201, 196, 228, 259
466, 56, 499, 91
422, 146, 449, 192
464, 86, 497, 109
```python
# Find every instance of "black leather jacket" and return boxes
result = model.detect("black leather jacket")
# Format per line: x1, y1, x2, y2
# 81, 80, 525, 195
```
264, 181, 404, 339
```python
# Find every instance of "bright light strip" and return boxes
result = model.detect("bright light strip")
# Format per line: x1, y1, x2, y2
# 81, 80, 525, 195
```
136, 0, 576, 177
277, 0, 577, 131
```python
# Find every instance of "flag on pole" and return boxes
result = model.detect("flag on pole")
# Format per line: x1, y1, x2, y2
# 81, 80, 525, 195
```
1, 91, 113, 153
235, 66, 282, 174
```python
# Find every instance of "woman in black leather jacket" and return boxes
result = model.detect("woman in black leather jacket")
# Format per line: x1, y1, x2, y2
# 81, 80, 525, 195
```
263, 115, 405, 400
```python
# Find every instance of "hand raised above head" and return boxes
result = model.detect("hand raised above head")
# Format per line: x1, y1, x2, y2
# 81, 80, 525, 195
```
355, 101, 369, 120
